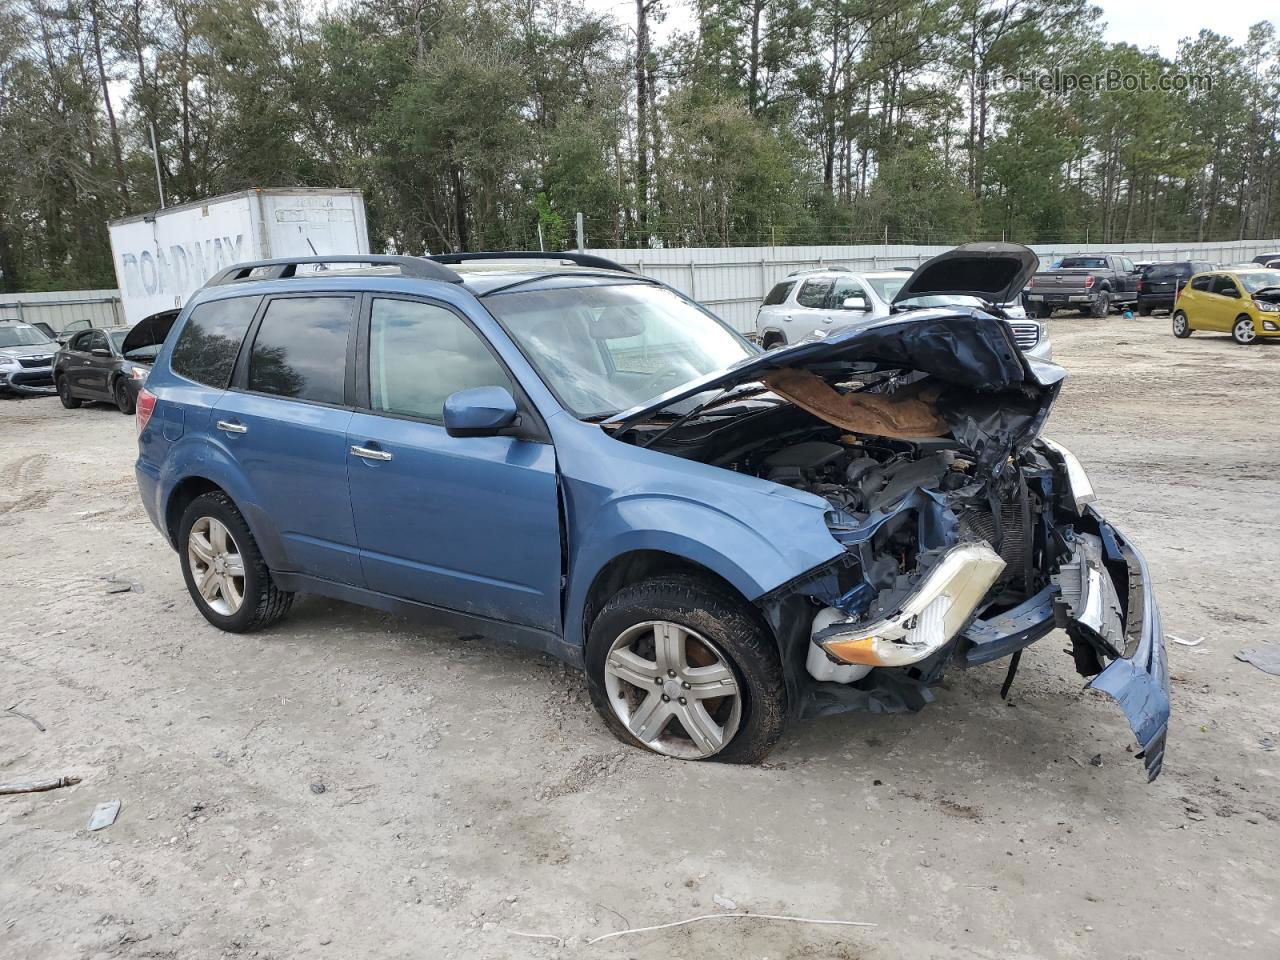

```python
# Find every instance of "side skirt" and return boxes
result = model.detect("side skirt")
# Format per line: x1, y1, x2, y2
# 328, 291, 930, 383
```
271, 571, 585, 668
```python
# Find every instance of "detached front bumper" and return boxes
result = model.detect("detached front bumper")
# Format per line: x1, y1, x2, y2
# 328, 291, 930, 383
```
0, 365, 56, 395
813, 509, 1169, 780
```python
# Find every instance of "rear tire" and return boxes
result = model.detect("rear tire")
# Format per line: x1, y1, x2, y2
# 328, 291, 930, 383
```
178, 491, 293, 633
585, 576, 786, 764
761, 332, 785, 350
1138, 302, 1152, 316
1232, 315, 1258, 345
1090, 291, 1111, 318
56, 377, 81, 409
113, 377, 135, 414
1171, 311, 1192, 338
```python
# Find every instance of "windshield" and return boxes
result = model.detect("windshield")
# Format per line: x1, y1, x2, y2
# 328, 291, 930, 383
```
0, 324, 54, 348
1237, 271, 1280, 294
865, 277, 907, 301
484, 282, 754, 419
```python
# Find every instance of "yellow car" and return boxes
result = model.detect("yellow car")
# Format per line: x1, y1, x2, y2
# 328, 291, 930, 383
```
1172, 268, 1280, 344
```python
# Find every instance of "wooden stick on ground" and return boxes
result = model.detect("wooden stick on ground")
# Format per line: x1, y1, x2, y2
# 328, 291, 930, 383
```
0, 775, 82, 796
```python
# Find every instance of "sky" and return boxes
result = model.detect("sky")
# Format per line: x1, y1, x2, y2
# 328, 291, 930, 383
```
579, 0, 1278, 58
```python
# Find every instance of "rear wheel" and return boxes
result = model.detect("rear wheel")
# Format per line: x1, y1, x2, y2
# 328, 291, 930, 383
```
113, 377, 135, 414
1232, 315, 1258, 345
1090, 291, 1111, 318
1171, 311, 1192, 338
56, 376, 81, 409
586, 576, 786, 763
761, 332, 785, 350
1138, 301, 1152, 316
1029, 303, 1050, 320
178, 491, 293, 632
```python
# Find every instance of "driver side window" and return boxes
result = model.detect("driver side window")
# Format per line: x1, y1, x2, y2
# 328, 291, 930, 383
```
827, 278, 868, 310
369, 298, 511, 423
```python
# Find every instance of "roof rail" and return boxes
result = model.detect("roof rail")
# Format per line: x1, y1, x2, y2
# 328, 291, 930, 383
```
785, 265, 852, 277
425, 251, 634, 274
205, 255, 463, 287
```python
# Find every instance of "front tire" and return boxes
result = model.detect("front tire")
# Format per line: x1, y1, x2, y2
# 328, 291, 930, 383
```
585, 576, 786, 763
1232, 316, 1258, 345
1171, 311, 1192, 338
113, 377, 135, 414
57, 377, 81, 409
178, 491, 293, 633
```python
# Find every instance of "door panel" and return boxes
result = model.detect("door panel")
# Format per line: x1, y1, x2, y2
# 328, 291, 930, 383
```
213, 294, 362, 583
347, 296, 562, 631
347, 414, 562, 629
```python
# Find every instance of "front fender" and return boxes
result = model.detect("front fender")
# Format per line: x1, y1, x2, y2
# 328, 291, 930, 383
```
563, 490, 844, 652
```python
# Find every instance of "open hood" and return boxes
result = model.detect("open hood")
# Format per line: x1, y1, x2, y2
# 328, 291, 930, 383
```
890, 242, 1040, 307
606, 307, 1065, 431
120, 309, 180, 360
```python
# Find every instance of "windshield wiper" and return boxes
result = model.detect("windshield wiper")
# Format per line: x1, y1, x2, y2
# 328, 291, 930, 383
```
633, 384, 769, 449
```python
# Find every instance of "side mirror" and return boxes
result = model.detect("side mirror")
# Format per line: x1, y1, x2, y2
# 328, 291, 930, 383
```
841, 297, 869, 311
91, 347, 112, 357
443, 386, 519, 438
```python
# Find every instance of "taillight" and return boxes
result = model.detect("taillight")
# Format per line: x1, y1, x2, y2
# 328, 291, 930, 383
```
1084, 275, 1096, 289
136, 388, 157, 435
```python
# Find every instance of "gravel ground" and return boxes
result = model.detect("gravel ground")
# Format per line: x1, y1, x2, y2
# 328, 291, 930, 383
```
3, 316, 1279, 960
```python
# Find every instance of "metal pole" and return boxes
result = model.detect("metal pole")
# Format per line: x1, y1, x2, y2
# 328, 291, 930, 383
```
537, 223, 545, 252
150, 123, 166, 209
576, 212, 585, 253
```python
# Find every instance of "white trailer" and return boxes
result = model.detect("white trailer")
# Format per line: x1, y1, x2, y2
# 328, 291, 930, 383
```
108, 188, 370, 325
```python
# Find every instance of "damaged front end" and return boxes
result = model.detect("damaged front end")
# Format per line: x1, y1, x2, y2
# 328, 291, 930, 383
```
608, 298, 1169, 780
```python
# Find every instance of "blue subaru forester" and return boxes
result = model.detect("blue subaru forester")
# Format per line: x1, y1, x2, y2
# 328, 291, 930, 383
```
135, 246, 1169, 775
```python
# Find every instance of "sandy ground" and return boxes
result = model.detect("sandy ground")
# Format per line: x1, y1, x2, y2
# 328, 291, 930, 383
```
2, 315, 1279, 960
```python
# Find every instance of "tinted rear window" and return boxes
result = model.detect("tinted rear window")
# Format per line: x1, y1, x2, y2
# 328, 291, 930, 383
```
246, 297, 354, 405
172, 297, 262, 388
1060, 257, 1108, 269
763, 281, 794, 306
1190, 275, 1212, 292
1143, 262, 1191, 279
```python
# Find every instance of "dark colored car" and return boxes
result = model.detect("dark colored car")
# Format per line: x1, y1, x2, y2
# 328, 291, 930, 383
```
132, 246, 1168, 779
1136, 260, 1213, 315
1024, 254, 1142, 318
0, 320, 59, 396
1251, 252, 1280, 266
54, 310, 178, 414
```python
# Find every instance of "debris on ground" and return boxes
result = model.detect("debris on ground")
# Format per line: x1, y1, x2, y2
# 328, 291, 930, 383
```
103, 575, 143, 594
0, 775, 82, 796
1235, 647, 1280, 677
87, 800, 121, 831
310, 782, 327, 795
1169, 634, 1205, 647
2, 705, 45, 732
712, 894, 738, 910
583, 912, 877, 945
1089, 754, 1104, 766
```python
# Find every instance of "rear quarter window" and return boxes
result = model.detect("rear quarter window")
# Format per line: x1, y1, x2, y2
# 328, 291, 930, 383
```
171, 296, 263, 388
762, 281, 795, 306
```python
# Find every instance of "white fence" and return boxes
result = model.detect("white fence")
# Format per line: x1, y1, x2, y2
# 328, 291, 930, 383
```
8, 238, 1279, 336
0, 289, 124, 331
587, 239, 1280, 332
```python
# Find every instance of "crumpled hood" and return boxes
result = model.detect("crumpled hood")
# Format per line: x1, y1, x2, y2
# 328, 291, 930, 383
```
607, 307, 1066, 430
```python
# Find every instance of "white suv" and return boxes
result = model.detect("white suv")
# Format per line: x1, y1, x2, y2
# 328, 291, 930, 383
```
755, 265, 1051, 361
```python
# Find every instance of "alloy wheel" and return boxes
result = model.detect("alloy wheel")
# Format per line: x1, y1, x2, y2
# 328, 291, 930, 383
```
187, 516, 246, 616
603, 620, 742, 759
1172, 314, 1187, 336
1234, 317, 1257, 344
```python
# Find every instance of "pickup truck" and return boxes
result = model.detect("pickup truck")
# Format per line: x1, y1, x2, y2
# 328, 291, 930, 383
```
1024, 254, 1141, 318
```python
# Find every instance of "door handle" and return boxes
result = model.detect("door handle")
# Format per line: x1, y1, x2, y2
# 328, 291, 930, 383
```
350, 445, 392, 462
216, 420, 248, 434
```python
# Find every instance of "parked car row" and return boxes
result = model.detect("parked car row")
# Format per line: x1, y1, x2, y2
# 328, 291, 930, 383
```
755, 263, 1052, 360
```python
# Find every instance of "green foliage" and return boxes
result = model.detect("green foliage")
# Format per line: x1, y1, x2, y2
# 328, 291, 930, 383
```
2, 0, 1280, 292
